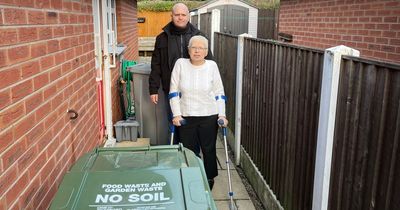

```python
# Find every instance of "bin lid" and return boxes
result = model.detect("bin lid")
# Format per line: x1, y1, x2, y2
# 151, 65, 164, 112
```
114, 120, 140, 127
50, 144, 216, 210
127, 63, 151, 75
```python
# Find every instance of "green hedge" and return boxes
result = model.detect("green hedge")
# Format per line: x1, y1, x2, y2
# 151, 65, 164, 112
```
138, 1, 206, 12
138, 0, 280, 12
249, 0, 280, 9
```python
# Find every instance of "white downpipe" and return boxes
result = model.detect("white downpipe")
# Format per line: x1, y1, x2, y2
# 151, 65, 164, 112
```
312, 45, 359, 210
210, 9, 220, 54
234, 33, 251, 165
102, 0, 115, 147
92, 0, 102, 76
108, 0, 117, 68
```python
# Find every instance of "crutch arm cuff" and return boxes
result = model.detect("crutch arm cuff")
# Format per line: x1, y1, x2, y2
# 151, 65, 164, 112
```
168, 92, 181, 100
215, 95, 227, 102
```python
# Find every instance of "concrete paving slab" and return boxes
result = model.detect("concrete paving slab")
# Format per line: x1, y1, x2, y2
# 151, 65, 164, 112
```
115, 138, 150, 147
217, 148, 236, 170
216, 138, 224, 149
236, 199, 257, 210
212, 169, 250, 200
215, 199, 256, 210
215, 200, 237, 210
217, 159, 222, 170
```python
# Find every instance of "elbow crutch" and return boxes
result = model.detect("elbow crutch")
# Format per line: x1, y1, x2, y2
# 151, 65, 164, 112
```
218, 119, 236, 210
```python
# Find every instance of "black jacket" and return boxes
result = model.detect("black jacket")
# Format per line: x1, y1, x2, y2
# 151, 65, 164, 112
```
149, 22, 213, 95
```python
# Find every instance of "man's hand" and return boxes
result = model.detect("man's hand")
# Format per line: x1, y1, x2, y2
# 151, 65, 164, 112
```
150, 94, 158, 104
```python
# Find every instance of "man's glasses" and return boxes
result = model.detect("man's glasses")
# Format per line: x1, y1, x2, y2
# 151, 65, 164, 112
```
189, 47, 207, 51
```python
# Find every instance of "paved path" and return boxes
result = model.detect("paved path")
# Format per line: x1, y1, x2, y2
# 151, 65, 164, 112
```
213, 137, 257, 210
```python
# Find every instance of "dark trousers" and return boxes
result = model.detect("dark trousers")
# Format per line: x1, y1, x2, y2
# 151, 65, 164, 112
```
165, 95, 200, 154
178, 115, 218, 179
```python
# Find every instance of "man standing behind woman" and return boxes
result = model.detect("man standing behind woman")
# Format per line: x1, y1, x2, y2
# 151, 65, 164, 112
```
149, 3, 213, 144
169, 35, 228, 190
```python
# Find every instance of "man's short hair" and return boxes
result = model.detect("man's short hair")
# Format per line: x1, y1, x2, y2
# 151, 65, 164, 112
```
172, 3, 189, 14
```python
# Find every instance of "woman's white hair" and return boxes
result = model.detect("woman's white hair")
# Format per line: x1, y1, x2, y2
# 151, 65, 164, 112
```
188, 35, 208, 49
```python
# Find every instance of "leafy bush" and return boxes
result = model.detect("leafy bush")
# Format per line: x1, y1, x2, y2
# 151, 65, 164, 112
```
138, 1, 206, 12
138, 0, 280, 12
248, 0, 280, 9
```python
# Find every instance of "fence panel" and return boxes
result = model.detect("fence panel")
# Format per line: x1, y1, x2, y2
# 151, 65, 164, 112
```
214, 32, 238, 132
257, 9, 278, 40
215, 33, 400, 210
137, 11, 170, 37
191, 14, 199, 29
241, 37, 324, 210
200, 12, 212, 40
329, 57, 400, 210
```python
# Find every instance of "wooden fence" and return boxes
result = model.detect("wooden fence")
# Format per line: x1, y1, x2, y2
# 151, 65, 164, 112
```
214, 32, 238, 132
200, 12, 212, 40
214, 32, 400, 210
257, 9, 278, 40
137, 11, 170, 37
241, 37, 324, 210
329, 57, 400, 210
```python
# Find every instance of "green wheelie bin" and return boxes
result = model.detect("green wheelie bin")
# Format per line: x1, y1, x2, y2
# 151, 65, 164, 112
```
50, 144, 217, 210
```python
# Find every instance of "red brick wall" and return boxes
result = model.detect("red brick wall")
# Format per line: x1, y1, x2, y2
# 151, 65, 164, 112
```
111, 0, 138, 124
1, 0, 138, 208
0, 1, 100, 209
117, 0, 138, 60
279, 0, 400, 63
109, 0, 138, 125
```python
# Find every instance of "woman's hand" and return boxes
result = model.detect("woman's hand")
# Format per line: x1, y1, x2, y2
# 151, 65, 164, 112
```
172, 116, 184, 126
218, 116, 228, 127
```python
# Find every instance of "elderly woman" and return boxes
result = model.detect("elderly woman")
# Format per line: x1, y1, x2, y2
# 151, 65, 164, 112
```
169, 35, 228, 190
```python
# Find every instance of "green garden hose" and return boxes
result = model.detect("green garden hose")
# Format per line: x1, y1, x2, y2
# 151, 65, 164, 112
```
121, 60, 137, 119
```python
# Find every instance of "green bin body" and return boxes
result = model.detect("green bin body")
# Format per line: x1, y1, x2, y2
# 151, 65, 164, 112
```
50, 144, 217, 210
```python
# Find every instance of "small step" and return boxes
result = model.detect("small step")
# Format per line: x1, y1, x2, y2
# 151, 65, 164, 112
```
115, 138, 150, 147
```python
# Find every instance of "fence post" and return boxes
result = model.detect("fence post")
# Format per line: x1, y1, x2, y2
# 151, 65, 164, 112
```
312, 45, 360, 210
235, 33, 251, 165
210, 9, 220, 54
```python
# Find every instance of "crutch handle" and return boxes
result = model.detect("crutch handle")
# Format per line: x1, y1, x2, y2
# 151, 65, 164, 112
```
170, 119, 186, 145
180, 119, 187, 126
218, 119, 227, 136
